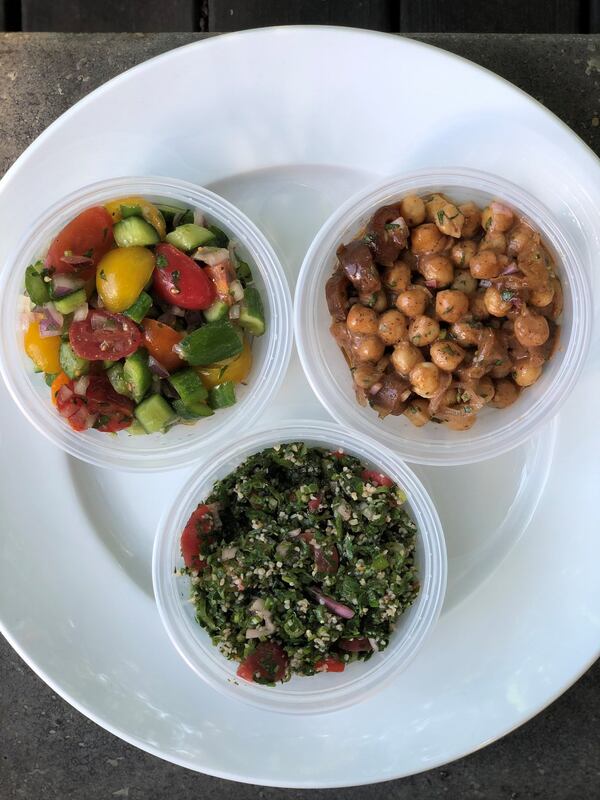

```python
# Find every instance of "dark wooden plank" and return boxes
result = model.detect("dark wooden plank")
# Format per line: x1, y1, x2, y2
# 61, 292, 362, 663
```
591, 0, 600, 31
21, 0, 198, 32
209, 0, 396, 32
399, 0, 582, 33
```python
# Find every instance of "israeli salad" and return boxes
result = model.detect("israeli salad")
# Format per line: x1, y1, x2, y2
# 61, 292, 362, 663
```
21, 196, 265, 434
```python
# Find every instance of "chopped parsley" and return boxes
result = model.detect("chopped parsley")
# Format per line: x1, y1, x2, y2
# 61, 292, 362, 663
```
156, 253, 168, 268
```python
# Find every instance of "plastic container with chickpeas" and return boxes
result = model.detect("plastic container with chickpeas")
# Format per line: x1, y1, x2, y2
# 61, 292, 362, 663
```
295, 168, 591, 465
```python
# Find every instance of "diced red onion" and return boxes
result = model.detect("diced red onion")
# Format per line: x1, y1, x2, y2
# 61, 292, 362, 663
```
73, 375, 90, 396
367, 637, 379, 652
170, 305, 186, 317
192, 247, 229, 266
193, 209, 205, 227
45, 303, 64, 327
38, 318, 61, 338
511, 297, 523, 310
90, 311, 116, 331
502, 262, 519, 275
229, 304, 241, 320
60, 254, 92, 266
479, 279, 492, 288
38, 304, 64, 337
369, 382, 383, 396
230, 280, 244, 302
307, 587, 355, 619
73, 302, 89, 322
52, 273, 84, 298
424, 279, 437, 289
288, 528, 301, 538
148, 355, 170, 378
56, 385, 73, 404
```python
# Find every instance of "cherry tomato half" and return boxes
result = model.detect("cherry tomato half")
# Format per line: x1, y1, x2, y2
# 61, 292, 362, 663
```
55, 375, 134, 432
69, 309, 141, 361
45, 207, 114, 280
361, 470, 394, 488
141, 318, 184, 373
180, 504, 217, 572
236, 641, 289, 684
152, 244, 216, 310
315, 657, 345, 673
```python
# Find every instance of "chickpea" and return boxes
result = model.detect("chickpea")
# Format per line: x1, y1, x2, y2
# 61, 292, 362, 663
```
484, 286, 512, 317
450, 321, 482, 347
477, 376, 495, 404
459, 202, 481, 238
403, 397, 430, 427
490, 378, 520, 408
490, 355, 513, 379
391, 342, 422, 376
396, 286, 429, 318
425, 193, 447, 222
482, 202, 514, 234
445, 412, 477, 431
434, 201, 465, 238
514, 310, 550, 347
450, 240, 478, 269
529, 282, 555, 308
507, 223, 535, 257
409, 361, 441, 398
378, 309, 408, 345
372, 290, 389, 313
411, 223, 446, 254
452, 268, 478, 295
382, 261, 411, 292
430, 340, 465, 372
419, 254, 454, 288
512, 358, 543, 387
469, 250, 502, 280
346, 304, 379, 335
353, 335, 385, 364
436, 289, 469, 324
353, 364, 381, 389
469, 290, 489, 320
400, 194, 426, 227
479, 231, 507, 254
408, 315, 440, 347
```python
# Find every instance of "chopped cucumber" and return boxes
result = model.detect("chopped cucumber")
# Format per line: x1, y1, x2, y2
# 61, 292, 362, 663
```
203, 299, 229, 322
165, 223, 215, 252
124, 291, 153, 324
157, 205, 193, 229
169, 369, 208, 407
59, 341, 89, 379
206, 224, 229, 248
239, 286, 266, 336
177, 320, 243, 366
107, 363, 132, 398
134, 394, 176, 433
123, 350, 152, 403
208, 381, 236, 409
120, 203, 143, 218
113, 217, 160, 248
173, 398, 214, 420
25, 265, 50, 305
54, 289, 87, 315
126, 419, 147, 436
235, 257, 253, 286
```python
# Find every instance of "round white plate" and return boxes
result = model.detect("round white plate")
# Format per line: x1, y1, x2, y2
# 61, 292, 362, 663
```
0, 27, 598, 788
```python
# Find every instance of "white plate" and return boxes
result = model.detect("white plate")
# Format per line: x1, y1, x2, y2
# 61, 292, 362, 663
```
0, 27, 599, 788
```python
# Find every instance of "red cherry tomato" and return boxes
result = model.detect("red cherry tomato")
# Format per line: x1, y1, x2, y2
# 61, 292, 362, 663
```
45, 206, 114, 280
236, 641, 289, 684
55, 375, 134, 433
315, 657, 345, 673
300, 531, 339, 575
69, 309, 141, 361
85, 375, 135, 432
338, 637, 373, 653
153, 244, 216, 310
361, 470, 394, 488
180, 504, 217, 572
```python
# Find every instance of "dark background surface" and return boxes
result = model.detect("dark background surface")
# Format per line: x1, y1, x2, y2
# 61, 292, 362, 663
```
2, 0, 600, 33
0, 13, 598, 800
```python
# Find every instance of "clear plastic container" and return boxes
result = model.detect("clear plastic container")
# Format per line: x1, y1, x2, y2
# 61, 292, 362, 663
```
152, 420, 447, 715
0, 177, 292, 471
294, 168, 592, 466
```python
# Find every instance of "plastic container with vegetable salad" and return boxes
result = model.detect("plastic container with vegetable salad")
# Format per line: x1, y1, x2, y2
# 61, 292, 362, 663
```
0, 177, 292, 471
152, 420, 446, 715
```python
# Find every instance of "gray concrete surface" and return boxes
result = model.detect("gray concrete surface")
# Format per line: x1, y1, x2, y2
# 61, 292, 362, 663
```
0, 32, 598, 798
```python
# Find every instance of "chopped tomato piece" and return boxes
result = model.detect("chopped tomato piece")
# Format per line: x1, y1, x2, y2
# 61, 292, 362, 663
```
153, 243, 215, 310
45, 206, 114, 280
315, 657, 345, 673
236, 641, 288, 684
180, 504, 217, 572
361, 469, 394, 488
141, 318, 184, 373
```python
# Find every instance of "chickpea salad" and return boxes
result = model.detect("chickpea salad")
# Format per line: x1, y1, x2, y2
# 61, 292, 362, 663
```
326, 193, 562, 431
21, 196, 265, 434
179, 444, 419, 684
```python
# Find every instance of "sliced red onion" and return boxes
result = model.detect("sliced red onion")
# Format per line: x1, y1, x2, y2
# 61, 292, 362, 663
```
192, 246, 229, 266
38, 318, 61, 338
479, 279, 492, 288
502, 262, 519, 275
45, 303, 64, 327
52, 273, 85, 298
60, 254, 93, 266
73, 302, 89, 322
73, 375, 90, 396
229, 304, 241, 320
424, 279, 437, 289
193, 209, 205, 227
38, 304, 64, 337
307, 587, 355, 619
148, 355, 170, 378
511, 297, 523, 310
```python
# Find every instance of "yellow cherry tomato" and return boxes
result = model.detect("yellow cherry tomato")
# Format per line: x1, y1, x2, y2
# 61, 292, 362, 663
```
96, 246, 155, 313
104, 195, 166, 239
196, 337, 253, 389
24, 320, 61, 373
